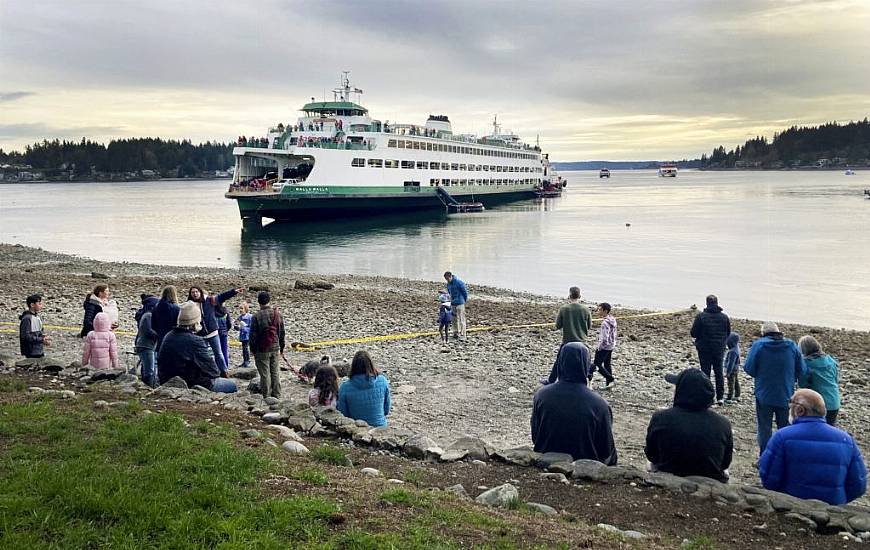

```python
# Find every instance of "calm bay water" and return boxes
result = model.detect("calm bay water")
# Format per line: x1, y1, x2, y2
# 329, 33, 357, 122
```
1, 170, 868, 330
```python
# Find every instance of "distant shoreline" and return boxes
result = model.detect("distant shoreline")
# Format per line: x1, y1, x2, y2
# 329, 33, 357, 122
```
0, 176, 231, 185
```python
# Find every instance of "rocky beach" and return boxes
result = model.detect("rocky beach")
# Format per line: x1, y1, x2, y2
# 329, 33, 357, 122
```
1, 242, 869, 507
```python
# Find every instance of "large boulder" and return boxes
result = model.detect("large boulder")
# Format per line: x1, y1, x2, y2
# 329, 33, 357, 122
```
403, 434, 441, 459
229, 367, 258, 380
492, 447, 541, 467
247, 377, 261, 394
161, 376, 189, 389
444, 436, 494, 460
475, 484, 519, 508
369, 426, 416, 449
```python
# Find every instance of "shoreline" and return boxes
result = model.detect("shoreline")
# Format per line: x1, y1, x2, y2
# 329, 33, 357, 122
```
1, 243, 868, 506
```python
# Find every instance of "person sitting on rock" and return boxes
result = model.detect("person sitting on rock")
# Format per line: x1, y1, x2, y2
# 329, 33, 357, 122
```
337, 350, 391, 427
759, 389, 866, 505
82, 312, 120, 370
19, 294, 49, 359
645, 368, 733, 482
309, 364, 339, 409
157, 301, 237, 393
531, 342, 617, 465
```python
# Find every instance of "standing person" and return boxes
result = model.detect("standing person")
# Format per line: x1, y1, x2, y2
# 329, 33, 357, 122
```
80, 284, 109, 338
759, 389, 866, 505
723, 332, 742, 403
235, 301, 253, 368
214, 303, 232, 371
531, 342, 617, 464
134, 295, 160, 386
690, 294, 731, 405
743, 321, 807, 455
645, 368, 733, 482
797, 335, 841, 426
187, 285, 243, 376
249, 291, 285, 400
19, 294, 49, 359
82, 312, 120, 370
337, 350, 392, 427
556, 287, 592, 344
152, 285, 180, 351
437, 292, 453, 344
590, 302, 617, 389
443, 271, 468, 341
157, 301, 237, 393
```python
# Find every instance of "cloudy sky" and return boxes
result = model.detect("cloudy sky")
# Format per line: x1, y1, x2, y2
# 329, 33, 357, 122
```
1, 0, 868, 160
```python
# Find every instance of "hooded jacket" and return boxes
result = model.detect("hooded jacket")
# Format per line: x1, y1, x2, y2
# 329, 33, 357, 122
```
157, 326, 220, 390
445, 276, 468, 306
151, 299, 181, 351
531, 343, 617, 464
690, 305, 731, 353
82, 312, 119, 370
760, 416, 866, 505
645, 369, 733, 482
798, 354, 841, 412
80, 295, 104, 338
191, 289, 239, 338
134, 296, 160, 351
723, 332, 741, 375
337, 374, 392, 427
743, 333, 807, 408
19, 309, 45, 358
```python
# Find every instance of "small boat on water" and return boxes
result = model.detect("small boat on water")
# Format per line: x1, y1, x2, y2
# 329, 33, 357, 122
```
599, 168, 610, 178
658, 164, 678, 177
845, 168, 856, 175
864, 189, 870, 199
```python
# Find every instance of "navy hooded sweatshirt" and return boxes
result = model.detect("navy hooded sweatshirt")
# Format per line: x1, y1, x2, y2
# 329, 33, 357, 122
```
531, 343, 617, 464
645, 368, 733, 482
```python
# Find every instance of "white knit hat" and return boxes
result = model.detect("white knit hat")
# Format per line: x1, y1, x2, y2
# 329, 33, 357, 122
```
761, 321, 780, 335
177, 301, 202, 332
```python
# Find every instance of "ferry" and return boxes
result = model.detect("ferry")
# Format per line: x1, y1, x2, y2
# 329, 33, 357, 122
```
658, 164, 678, 177
599, 168, 610, 178
226, 74, 554, 223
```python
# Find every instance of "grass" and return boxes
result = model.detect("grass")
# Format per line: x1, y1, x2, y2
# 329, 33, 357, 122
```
681, 535, 717, 549
311, 443, 351, 466
402, 468, 426, 487
0, 378, 26, 392
293, 467, 330, 486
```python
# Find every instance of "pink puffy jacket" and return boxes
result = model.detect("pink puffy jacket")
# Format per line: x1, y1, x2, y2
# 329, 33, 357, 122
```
82, 312, 119, 370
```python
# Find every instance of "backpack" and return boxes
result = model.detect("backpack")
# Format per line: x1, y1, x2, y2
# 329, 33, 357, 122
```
258, 307, 280, 352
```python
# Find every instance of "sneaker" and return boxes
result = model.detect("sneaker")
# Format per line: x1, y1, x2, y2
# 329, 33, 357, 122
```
716, 399, 725, 406
724, 399, 735, 405
598, 382, 613, 391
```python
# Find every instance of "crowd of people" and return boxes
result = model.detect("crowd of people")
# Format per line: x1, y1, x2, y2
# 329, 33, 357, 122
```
15, 279, 868, 505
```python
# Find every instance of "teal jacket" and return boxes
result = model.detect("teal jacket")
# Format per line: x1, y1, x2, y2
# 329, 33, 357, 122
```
798, 354, 841, 411
337, 374, 391, 427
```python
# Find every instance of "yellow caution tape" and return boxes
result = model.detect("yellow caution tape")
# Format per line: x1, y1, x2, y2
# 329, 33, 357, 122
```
2, 308, 689, 352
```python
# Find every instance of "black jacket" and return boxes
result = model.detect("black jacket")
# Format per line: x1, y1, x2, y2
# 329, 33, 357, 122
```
19, 310, 45, 358
157, 327, 220, 390
645, 369, 733, 482
80, 296, 103, 338
152, 299, 180, 351
531, 343, 618, 465
690, 305, 731, 353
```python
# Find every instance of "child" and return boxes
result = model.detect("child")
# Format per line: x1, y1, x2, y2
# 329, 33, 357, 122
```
19, 294, 49, 359
215, 303, 232, 371
437, 292, 453, 343
723, 331, 741, 403
798, 335, 840, 425
590, 302, 617, 389
308, 364, 339, 408
82, 312, 119, 370
235, 301, 253, 368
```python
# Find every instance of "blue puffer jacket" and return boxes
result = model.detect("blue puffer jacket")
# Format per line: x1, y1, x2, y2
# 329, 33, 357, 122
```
760, 416, 867, 505
446, 277, 468, 306
337, 374, 391, 427
743, 333, 807, 407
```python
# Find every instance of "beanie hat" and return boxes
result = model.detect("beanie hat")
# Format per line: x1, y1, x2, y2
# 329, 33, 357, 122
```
761, 321, 780, 335
177, 301, 202, 332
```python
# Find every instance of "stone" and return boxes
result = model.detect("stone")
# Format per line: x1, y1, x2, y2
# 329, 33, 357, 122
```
475, 483, 518, 508
822, 515, 854, 535
352, 430, 373, 444
229, 367, 258, 380
287, 415, 317, 433
744, 494, 774, 514
387, 479, 404, 485
161, 376, 189, 389
644, 471, 690, 492
240, 429, 261, 439
785, 513, 818, 531
294, 280, 315, 290
60, 390, 76, 399
368, 426, 415, 449
537, 452, 574, 469
572, 459, 608, 481
247, 378, 261, 394
91, 271, 110, 279
808, 510, 830, 526
264, 396, 280, 405
313, 280, 335, 290
93, 400, 109, 410
89, 368, 126, 382
114, 373, 138, 385
507, 386, 521, 394
360, 467, 380, 477
262, 412, 284, 424
354, 419, 369, 427
849, 514, 870, 533
439, 450, 468, 462
597, 524, 646, 539
539, 472, 568, 483
281, 441, 309, 455
446, 484, 469, 498
444, 436, 494, 460
266, 424, 302, 441
526, 502, 558, 516
27, 386, 45, 393
403, 434, 438, 459
547, 462, 575, 476
492, 446, 541, 467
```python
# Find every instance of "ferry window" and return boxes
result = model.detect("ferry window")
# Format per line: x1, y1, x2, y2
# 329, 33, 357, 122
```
368, 158, 383, 167
411, 141, 419, 150
443, 179, 451, 186
450, 163, 459, 170
460, 179, 467, 185
426, 143, 433, 151
430, 161, 439, 170
388, 139, 397, 148
398, 140, 406, 149
416, 161, 428, 169
459, 164, 466, 170
385, 159, 399, 168
450, 146, 456, 153
482, 165, 488, 171
351, 158, 365, 167
401, 160, 414, 169
467, 164, 475, 170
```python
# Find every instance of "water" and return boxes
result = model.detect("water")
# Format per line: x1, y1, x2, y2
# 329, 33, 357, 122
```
1, 170, 868, 330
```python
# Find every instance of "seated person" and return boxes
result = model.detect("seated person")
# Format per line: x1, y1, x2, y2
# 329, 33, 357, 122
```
760, 388, 866, 505
531, 342, 617, 465
337, 350, 391, 427
157, 301, 237, 393
645, 368, 733, 482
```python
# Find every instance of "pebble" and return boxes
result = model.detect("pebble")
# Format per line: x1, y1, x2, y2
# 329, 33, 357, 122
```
281, 441, 309, 454
360, 467, 381, 477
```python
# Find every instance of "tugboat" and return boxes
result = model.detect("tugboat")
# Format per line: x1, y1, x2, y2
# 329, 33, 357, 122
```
225, 73, 552, 224
599, 168, 610, 178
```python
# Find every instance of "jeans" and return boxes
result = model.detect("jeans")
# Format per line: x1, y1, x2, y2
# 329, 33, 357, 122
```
451, 304, 467, 339
254, 351, 282, 399
211, 378, 238, 393
697, 348, 725, 401
219, 333, 230, 371
137, 348, 157, 388
241, 340, 250, 365
755, 400, 790, 455
592, 349, 614, 383
205, 334, 227, 374
726, 370, 741, 400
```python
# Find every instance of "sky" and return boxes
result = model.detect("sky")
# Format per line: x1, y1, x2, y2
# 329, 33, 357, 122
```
1, 0, 869, 161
